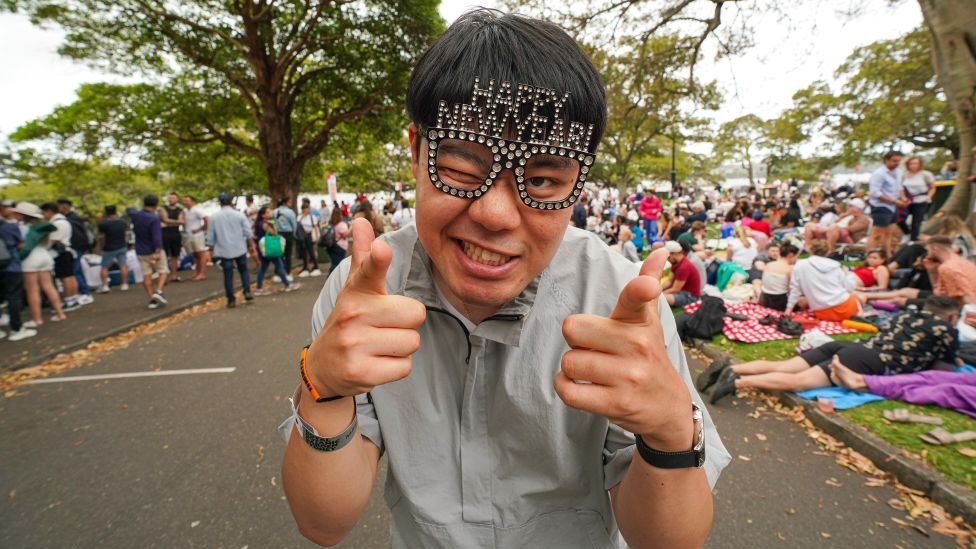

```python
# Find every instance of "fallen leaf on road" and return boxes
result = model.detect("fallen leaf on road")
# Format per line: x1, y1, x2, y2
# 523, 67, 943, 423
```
785, 508, 796, 515
820, 532, 831, 539
865, 478, 886, 488
825, 478, 843, 487
957, 447, 976, 458
257, 445, 266, 462
867, 494, 879, 503
191, 521, 200, 528
738, 455, 751, 461
755, 433, 767, 441
8, 489, 15, 499
776, 532, 785, 541
271, 476, 277, 487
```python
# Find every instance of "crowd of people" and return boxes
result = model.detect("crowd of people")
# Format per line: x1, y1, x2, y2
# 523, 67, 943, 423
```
569, 149, 976, 415
0, 191, 415, 341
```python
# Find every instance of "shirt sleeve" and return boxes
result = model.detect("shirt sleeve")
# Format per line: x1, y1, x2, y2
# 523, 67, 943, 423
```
787, 264, 803, 310
152, 218, 163, 251
602, 302, 730, 491
206, 219, 215, 248
868, 172, 883, 200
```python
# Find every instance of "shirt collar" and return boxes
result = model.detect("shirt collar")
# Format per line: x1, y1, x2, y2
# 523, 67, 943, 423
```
400, 238, 537, 347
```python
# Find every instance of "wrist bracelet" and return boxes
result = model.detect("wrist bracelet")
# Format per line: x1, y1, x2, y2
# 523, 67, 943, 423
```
291, 393, 358, 452
300, 345, 344, 403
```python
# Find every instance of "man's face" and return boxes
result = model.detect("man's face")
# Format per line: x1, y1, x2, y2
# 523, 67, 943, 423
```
409, 125, 573, 312
58, 204, 70, 215
182, 197, 193, 208
668, 252, 682, 265
42, 210, 54, 220
885, 155, 902, 170
168, 194, 178, 206
767, 246, 781, 261
926, 245, 950, 263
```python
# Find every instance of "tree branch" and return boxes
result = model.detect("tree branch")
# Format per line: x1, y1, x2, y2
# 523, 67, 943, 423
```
294, 97, 382, 164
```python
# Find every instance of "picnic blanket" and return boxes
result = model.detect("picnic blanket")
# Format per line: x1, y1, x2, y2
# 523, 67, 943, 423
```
795, 365, 976, 411
683, 301, 858, 343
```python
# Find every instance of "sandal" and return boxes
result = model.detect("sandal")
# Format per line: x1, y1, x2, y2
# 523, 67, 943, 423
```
883, 408, 943, 425
919, 428, 976, 445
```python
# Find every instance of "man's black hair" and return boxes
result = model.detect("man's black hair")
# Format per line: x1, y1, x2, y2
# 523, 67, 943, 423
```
678, 240, 693, 255
883, 150, 903, 161
144, 194, 159, 208
104, 205, 117, 216
40, 202, 59, 213
406, 9, 607, 154
924, 295, 959, 319
57, 198, 72, 207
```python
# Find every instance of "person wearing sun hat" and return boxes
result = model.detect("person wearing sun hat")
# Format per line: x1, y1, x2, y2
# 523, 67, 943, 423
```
10, 201, 67, 328
0, 200, 36, 340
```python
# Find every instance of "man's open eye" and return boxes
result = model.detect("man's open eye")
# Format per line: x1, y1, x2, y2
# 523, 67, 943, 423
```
526, 177, 557, 188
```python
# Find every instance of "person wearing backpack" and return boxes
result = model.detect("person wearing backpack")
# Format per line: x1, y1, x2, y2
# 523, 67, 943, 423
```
58, 199, 95, 305
274, 196, 298, 275
41, 202, 83, 311
0, 201, 36, 341
253, 205, 298, 296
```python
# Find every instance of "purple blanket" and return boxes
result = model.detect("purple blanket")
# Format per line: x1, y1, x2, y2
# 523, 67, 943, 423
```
864, 370, 976, 418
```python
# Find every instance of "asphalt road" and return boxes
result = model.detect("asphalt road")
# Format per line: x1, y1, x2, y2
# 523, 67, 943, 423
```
0, 280, 953, 548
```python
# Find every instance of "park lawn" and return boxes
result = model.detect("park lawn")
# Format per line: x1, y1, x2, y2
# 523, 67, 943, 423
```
702, 329, 976, 491
843, 401, 976, 492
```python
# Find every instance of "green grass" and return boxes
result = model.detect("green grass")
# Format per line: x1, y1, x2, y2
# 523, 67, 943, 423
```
844, 401, 976, 491
703, 330, 976, 491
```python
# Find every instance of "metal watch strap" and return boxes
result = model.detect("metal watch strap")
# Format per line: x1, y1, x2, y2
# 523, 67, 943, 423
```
634, 403, 705, 469
294, 405, 358, 453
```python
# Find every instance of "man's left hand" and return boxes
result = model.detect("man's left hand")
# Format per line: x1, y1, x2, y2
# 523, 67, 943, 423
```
555, 249, 694, 452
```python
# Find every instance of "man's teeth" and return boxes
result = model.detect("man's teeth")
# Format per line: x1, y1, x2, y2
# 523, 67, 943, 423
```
461, 241, 511, 266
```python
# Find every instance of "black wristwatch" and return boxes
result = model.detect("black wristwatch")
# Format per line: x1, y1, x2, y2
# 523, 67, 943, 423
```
634, 403, 705, 469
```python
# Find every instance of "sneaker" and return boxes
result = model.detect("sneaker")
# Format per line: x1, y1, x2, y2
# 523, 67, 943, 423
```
7, 327, 37, 341
0, 330, 5, 339
121, 283, 129, 291
310, 269, 323, 277
227, 300, 236, 309
287, 275, 295, 282
253, 288, 270, 296
96, 285, 110, 294
285, 282, 302, 292
298, 270, 310, 278
148, 300, 161, 310
244, 293, 254, 302
22, 320, 38, 329
152, 291, 168, 305
62, 302, 82, 312
0, 313, 8, 326
77, 294, 94, 306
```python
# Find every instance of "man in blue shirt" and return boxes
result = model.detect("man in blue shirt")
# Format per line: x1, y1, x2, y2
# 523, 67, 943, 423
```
207, 193, 256, 308
127, 195, 168, 309
274, 196, 298, 274
867, 150, 903, 258
0, 199, 36, 341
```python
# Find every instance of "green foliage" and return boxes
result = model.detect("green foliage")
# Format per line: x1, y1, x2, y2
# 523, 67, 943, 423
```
776, 26, 956, 163
585, 36, 721, 192
5, 0, 443, 198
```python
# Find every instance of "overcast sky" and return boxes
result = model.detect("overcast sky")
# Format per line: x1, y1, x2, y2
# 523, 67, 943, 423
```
0, 1, 923, 138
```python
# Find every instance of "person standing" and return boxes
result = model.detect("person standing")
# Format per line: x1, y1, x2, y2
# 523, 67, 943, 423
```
57, 199, 94, 305
127, 195, 169, 309
40, 202, 81, 311
899, 156, 935, 242
159, 192, 185, 283
296, 202, 322, 278
639, 190, 663, 243
274, 197, 298, 275
390, 198, 415, 230
253, 206, 299, 296
571, 197, 587, 229
324, 207, 349, 275
96, 205, 129, 293
14, 202, 67, 327
0, 203, 36, 341
207, 193, 256, 308
867, 150, 903, 258
182, 195, 209, 281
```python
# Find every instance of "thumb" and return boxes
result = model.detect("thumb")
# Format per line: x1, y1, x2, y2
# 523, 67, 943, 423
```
346, 218, 391, 295
640, 247, 669, 280
609, 274, 661, 324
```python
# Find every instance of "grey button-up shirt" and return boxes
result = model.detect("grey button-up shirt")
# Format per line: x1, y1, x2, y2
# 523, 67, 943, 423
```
282, 224, 730, 548
206, 206, 252, 259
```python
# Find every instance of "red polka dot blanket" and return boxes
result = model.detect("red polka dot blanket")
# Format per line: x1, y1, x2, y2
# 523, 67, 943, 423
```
682, 301, 857, 343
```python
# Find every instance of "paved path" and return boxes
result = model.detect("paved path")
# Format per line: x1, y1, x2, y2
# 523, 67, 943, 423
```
0, 281, 953, 547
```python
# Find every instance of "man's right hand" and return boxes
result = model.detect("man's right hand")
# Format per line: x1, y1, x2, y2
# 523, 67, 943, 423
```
305, 218, 426, 399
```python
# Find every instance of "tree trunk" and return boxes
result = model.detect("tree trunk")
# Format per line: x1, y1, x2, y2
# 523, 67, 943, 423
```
919, 0, 976, 220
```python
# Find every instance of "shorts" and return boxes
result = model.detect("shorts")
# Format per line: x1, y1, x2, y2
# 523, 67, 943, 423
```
139, 253, 169, 276
162, 230, 183, 259
53, 249, 75, 279
101, 247, 128, 268
671, 290, 699, 308
185, 232, 207, 254
870, 207, 895, 228
906, 290, 933, 310
800, 340, 885, 379
812, 294, 860, 322
21, 246, 54, 273
759, 292, 788, 311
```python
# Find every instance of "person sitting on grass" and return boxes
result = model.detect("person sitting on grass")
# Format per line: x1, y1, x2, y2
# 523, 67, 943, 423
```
856, 236, 976, 308
702, 296, 960, 404
784, 239, 859, 322
753, 243, 799, 312
847, 249, 890, 291
662, 240, 702, 307
802, 198, 870, 257
677, 221, 708, 259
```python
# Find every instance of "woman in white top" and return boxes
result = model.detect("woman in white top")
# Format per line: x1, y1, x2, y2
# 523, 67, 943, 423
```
900, 155, 935, 241
726, 226, 757, 270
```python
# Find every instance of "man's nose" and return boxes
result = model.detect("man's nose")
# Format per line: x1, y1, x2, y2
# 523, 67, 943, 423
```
466, 171, 521, 232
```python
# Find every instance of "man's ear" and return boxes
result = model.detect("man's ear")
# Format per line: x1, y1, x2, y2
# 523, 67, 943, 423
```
407, 123, 420, 167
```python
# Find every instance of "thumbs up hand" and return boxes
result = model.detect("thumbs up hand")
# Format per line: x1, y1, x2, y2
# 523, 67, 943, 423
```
304, 218, 427, 400
555, 248, 695, 452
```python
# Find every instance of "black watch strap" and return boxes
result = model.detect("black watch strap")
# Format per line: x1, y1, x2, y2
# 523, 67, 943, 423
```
635, 435, 699, 468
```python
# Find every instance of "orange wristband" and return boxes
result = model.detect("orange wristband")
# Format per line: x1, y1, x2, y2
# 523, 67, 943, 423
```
300, 345, 344, 403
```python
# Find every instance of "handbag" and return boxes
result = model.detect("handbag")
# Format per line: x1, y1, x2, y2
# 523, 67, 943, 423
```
776, 317, 804, 337
259, 234, 284, 258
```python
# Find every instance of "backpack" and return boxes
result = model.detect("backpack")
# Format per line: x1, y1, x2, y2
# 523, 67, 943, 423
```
67, 214, 94, 252
0, 220, 12, 271
318, 224, 336, 248
680, 296, 727, 340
